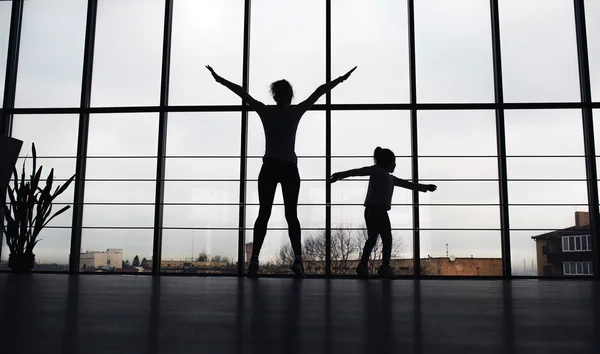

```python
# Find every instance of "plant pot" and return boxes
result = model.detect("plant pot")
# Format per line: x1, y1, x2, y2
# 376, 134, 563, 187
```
8, 253, 35, 272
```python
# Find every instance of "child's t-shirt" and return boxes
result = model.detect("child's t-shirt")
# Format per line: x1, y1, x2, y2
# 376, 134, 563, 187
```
362, 165, 395, 210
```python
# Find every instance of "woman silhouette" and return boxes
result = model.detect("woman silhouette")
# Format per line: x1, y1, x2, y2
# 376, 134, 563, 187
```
207, 65, 356, 277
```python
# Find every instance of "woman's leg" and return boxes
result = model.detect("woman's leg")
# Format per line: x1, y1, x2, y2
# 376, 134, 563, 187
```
360, 207, 380, 265
251, 163, 278, 263
281, 164, 302, 260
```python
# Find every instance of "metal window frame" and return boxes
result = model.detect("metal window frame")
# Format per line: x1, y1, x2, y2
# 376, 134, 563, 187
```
573, 0, 599, 278
490, 0, 512, 277
0, 0, 598, 279
152, 0, 173, 274
407, 0, 420, 276
0, 0, 24, 263
68, 0, 97, 273
237, 0, 251, 275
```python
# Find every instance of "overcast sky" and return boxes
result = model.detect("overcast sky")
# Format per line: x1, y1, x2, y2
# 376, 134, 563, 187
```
1, 0, 600, 275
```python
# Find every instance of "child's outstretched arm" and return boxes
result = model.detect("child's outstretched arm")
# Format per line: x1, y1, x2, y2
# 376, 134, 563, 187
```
206, 65, 265, 111
393, 177, 437, 192
330, 165, 373, 183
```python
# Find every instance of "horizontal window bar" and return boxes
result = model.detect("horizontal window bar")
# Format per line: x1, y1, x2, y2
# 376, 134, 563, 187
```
50, 202, 590, 207
7, 102, 600, 114
22, 178, 590, 183
42, 226, 583, 232
18, 155, 589, 159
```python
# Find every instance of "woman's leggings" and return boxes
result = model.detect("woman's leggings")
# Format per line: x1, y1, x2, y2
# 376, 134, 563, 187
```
251, 158, 302, 260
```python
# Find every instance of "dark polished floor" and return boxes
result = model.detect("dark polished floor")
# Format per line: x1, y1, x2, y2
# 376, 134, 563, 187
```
0, 274, 598, 354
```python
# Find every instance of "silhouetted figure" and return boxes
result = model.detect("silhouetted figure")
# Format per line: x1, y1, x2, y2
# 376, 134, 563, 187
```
331, 147, 437, 279
207, 65, 357, 278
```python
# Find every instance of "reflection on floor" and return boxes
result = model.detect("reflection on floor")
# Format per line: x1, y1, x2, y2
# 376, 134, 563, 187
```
0, 274, 598, 354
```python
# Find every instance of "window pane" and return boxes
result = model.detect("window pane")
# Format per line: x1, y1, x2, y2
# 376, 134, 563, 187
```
418, 111, 497, 156
588, 236, 592, 251
570, 262, 576, 274
418, 110, 499, 275
563, 262, 568, 274
80, 230, 152, 273
587, 0, 600, 101
0, 1, 12, 107
577, 262, 583, 274
506, 110, 588, 276
332, 0, 409, 103
499, 0, 580, 102
576, 236, 582, 251
420, 231, 502, 276
161, 230, 238, 274
87, 113, 158, 157
250, 0, 325, 105
91, 0, 164, 106
583, 263, 589, 275
2, 229, 71, 271
164, 205, 238, 229
169, 0, 244, 105
84, 113, 158, 232
563, 237, 569, 251
582, 235, 588, 251
333, 111, 411, 158
569, 237, 575, 251
6, 115, 79, 271
15, 0, 86, 107
415, 0, 494, 102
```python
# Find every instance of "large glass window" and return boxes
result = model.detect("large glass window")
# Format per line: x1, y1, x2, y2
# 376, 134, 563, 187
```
249, 0, 325, 105
332, 111, 413, 275
91, 0, 164, 107
2, 114, 79, 271
0, 1, 11, 107
162, 113, 241, 274
506, 109, 588, 276
81, 113, 158, 273
2, 0, 597, 277
169, 0, 244, 106
498, 0, 580, 102
15, 0, 87, 108
587, 0, 600, 102
414, 0, 494, 103
419, 110, 501, 276
331, 0, 409, 103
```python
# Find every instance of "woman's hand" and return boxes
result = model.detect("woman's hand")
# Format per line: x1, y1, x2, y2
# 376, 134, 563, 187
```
206, 65, 220, 81
339, 66, 357, 82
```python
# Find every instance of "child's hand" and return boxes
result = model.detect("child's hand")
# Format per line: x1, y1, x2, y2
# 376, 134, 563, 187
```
330, 173, 342, 183
426, 184, 437, 192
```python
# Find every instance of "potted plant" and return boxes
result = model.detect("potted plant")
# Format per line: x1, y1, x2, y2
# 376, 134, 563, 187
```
0, 143, 75, 272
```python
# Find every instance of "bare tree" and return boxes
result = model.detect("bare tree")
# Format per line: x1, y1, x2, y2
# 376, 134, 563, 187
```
275, 224, 407, 275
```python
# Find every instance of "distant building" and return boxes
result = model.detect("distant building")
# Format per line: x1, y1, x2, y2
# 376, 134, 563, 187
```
418, 257, 502, 276
246, 242, 253, 263
80, 249, 123, 270
148, 259, 235, 273
296, 257, 503, 276
532, 211, 594, 276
